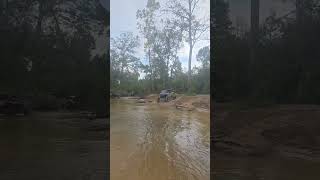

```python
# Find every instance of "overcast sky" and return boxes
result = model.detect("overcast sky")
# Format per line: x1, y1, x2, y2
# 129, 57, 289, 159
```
110, 0, 210, 78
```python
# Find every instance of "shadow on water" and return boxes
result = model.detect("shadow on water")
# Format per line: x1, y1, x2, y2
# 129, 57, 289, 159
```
0, 112, 107, 180
213, 155, 320, 180
110, 99, 210, 180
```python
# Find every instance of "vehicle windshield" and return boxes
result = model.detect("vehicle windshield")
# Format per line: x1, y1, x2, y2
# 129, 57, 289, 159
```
161, 90, 167, 93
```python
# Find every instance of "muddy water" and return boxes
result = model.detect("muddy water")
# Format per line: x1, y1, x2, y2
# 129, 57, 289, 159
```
110, 99, 210, 180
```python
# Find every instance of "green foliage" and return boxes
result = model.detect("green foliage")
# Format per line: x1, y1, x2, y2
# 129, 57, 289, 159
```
0, 0, 108, 114
114, 0, 210, 95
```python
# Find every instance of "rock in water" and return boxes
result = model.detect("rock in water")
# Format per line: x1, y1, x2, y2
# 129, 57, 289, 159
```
137, 99, 146, 103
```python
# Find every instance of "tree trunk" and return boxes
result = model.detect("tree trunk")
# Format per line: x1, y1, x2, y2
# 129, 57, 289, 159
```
166, 59, 169, 88
188, 42, 193, 90
188, 0, 193, 91
36, 2, 44, 35
1, 0, 7, 14
250, 0, 259, 67
249, 0, 259, 96
149, 48, 154, 92
295, 0, 305, 102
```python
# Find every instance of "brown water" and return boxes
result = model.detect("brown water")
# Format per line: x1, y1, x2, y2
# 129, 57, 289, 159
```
110, 99, 210, 180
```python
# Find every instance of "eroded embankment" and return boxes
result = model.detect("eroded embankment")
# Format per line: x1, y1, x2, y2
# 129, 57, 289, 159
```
213, 104, 320, 161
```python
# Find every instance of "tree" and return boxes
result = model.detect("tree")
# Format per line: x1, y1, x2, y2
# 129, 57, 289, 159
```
192, 46, 210, 94
137, 0, 161, 92
148, 19, 183, 89
159, 19, 183, 88
249, 0, 260, 97
166, 0, 209, 91
196, 46, 210, 69
0, 0, 108, 113
211, 0, 234, 100
170, 57, 183, 79
110, 32, 141, 92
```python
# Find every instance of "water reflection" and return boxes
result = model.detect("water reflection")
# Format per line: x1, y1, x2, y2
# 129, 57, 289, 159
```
0, 112, 107, 180
110, 99, 210, 180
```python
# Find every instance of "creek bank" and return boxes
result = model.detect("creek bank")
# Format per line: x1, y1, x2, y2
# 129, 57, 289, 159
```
124, 94, 210, 112
213, 103, 320, 161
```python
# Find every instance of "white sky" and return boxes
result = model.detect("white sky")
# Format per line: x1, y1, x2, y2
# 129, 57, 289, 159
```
110, 0, 210, 79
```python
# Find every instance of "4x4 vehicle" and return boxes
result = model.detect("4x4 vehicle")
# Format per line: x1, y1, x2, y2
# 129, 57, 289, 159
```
0, 94, 31, 115
64, 96, 80, 110
110, 92, 120, 99
159, 89, 176, 102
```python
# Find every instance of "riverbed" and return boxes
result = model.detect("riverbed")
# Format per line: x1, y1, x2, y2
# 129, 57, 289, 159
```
110, 98, 210, 180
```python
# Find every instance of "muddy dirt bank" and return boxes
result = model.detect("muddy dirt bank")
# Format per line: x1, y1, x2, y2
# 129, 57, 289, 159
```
213, 104, 320, 161
121, 94, 210, 112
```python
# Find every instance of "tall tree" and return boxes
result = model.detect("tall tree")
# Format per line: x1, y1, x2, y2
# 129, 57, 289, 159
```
196, 46, 210, 69
150, 19, 183, 88
211, 0, 233, 99
250, 0, 260, 67
110, 32, 141, 90
137, 0, 161, 92
166, 0, 209, 91
249, 0, 260, 96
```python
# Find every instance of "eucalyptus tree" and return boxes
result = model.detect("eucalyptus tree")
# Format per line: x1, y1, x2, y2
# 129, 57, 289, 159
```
149, 19, 183, 88
196, 46, 210, 69
165, 0, 209, 90
160, 19, 183, 88
137, 0, 161, 91
110, 32, 141, 90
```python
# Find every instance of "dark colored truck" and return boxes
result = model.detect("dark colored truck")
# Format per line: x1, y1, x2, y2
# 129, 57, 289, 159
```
110, 92, 120, 99
159, 89, 176, 102
63, 96, 81, 110
0, 94, 31, 115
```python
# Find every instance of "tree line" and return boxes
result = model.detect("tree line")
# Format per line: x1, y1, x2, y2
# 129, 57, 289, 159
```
0, 0, 108, 114
213, 0, 320, 105
110, 0, 210, 96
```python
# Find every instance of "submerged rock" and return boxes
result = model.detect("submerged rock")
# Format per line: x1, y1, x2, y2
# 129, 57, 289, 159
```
137, 99, 146, 103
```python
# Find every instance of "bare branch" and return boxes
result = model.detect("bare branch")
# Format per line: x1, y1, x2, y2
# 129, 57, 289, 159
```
191, 0, 201, 14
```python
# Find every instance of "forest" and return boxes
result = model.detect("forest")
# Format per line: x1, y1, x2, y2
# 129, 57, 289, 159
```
213, 0, 320, 105
0, 0, 108, 115
110, 0, 210, 96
